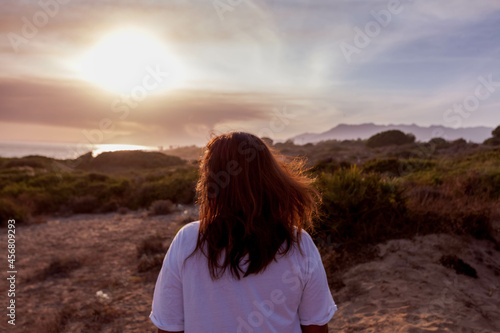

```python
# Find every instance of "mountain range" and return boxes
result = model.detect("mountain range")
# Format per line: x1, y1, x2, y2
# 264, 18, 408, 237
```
290, 123, 494, 144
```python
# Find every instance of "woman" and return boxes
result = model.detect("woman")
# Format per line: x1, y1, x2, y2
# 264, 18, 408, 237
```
150, 132, 337, 333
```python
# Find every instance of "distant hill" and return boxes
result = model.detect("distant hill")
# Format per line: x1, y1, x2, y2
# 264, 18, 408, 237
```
76, 150, 186, 172
291, 123, 493, 144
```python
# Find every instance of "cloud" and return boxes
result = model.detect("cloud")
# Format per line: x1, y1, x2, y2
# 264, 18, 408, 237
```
0, 76, 298, 145
1, 0, 500, 146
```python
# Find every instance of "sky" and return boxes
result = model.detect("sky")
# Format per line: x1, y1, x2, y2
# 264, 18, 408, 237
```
1, 0, 500, 147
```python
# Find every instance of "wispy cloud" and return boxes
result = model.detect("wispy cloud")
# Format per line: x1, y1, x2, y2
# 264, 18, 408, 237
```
1, 0, 500, 145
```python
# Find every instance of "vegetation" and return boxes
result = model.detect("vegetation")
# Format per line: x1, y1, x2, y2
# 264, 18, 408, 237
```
366, 130, 416, 148
136, 234, 169, 273
148, 199, 175, 216
314, 166, 408, 244
484, 125, 500, 146
1, 130, 499, 250
77, 150, 186, 171
0, 151, 198, 225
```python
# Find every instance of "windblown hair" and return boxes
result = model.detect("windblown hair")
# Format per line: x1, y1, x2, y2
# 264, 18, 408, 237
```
192, 131, 321, 280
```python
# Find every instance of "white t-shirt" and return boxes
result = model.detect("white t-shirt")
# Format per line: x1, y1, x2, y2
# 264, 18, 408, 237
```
150, 221, 337, 333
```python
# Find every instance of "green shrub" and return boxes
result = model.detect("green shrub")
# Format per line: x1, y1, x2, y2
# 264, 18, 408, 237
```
69, 195, 99, 214
482, 124, 500, 145
363, 158, 436, 177
493, 125, 500, 138
78, 151, 186, 171
366, 130, 415, 148
310, 158, 339, 174
130, 168, 198, 208
451, 138, 467, 146
483, 137, 500, 146
463, 171, 500, 199
0, 198, 30, 225
363, 158, 400, 176
429, 137, 450, 149
5, 156, 53, 169
314, 166, 408, 244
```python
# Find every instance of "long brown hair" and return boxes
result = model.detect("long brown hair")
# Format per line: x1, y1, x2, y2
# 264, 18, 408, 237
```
192, 132, 321, 280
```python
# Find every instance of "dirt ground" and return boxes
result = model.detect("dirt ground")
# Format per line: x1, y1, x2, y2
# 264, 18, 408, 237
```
1, 206, 499, 332
0, 206, 198, 333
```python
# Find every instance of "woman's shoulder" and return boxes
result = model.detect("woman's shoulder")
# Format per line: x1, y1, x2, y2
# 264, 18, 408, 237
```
178, 220, 200, 235
179, 220, 201, 232
293, 227, 314, 244
286, 227, 318, 255
172, 220, 200, 246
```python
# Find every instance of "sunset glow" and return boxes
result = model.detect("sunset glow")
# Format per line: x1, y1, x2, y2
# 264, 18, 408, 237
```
91, 144, 156, 157
1, 0, 499, 147
78, 29, 184, 94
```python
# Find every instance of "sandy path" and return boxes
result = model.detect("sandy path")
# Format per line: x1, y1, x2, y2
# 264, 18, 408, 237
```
328, 234, 500, 332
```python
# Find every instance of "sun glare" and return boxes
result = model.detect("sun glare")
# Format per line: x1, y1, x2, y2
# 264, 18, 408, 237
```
92, 144, 155, 157
78, 29, 184, 94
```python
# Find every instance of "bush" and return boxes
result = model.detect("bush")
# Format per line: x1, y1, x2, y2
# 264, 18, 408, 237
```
136, 234, 168, 273
27, 256, 83, 282
363, 158, 435, 177
463, 171, 500, 199
69, 195, 99, 214
131, 168, 198, 208
314, 166, 408, 244
78, 151, 186, 171
136, 234, 166, 258
148, 199, 175, 216
0, 198, 30, 225
44, 257, 83, 278
311, 158, 339, 174
493, 125, 500, 138
363, 158, 400, 176
429, 137, 450, 149
484, 137, 500, 146
5, 156, 52, 169
451, 138, 467, 146
405, 183, 495, 241
366, 130, 415, 148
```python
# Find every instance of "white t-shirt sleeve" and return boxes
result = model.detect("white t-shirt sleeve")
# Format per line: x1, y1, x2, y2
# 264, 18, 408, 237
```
149, 226, 187, 332
298, 232, 337, 326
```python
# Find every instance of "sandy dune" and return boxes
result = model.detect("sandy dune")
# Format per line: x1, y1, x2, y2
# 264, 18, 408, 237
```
329, 234, 500, 332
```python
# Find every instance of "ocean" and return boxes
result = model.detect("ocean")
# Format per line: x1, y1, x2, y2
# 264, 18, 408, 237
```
0, 141, 159, 160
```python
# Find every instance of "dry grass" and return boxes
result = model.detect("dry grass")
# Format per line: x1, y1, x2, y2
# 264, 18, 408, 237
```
404, 180, 497, 243
136, 234, 170, 274
148, 199, 175, 216
25, 256, 85, 283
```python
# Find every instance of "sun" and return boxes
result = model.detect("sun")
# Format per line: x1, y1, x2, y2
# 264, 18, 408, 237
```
78, 29, 184, 94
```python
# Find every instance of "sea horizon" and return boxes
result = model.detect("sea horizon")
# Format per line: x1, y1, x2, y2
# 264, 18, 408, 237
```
0, 140, 161, 160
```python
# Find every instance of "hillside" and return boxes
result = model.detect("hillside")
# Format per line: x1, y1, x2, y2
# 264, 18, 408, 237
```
292, 123, 493, 144
2, 133, 500, 332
